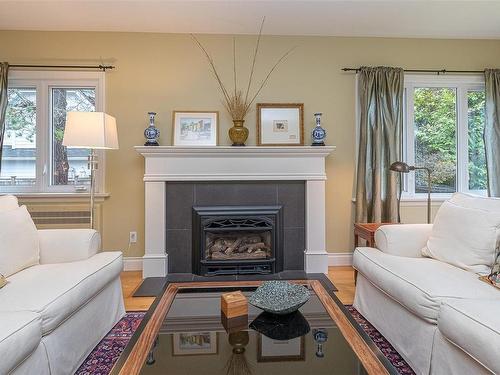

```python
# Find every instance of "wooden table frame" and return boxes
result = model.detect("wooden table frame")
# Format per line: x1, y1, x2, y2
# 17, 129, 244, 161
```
112, 278, 396, 375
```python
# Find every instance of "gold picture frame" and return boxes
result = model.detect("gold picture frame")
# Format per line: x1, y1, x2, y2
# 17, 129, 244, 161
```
172, 111, 219, 146
256, 103, 304, 146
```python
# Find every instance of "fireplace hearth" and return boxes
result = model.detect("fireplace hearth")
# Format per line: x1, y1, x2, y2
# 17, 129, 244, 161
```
192, 206, 283, 276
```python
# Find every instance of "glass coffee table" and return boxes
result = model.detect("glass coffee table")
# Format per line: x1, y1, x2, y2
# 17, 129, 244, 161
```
112, 276, 397, 375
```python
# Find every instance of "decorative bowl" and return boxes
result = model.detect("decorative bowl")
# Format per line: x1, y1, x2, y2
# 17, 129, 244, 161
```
248, 281, 311, 315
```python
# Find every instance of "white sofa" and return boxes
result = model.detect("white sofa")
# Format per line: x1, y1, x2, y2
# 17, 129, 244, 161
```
353, 200, 500, 374
0, 195, 125, 375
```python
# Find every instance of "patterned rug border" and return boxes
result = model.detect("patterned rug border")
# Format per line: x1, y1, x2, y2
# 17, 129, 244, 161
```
75, 311, 146, 375
346, 305, 415, 375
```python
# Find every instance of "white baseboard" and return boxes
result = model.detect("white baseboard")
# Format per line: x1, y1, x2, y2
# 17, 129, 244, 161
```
123, 256, 143, 271
304, 252, 329, 274
328, 252, 353, 266
124, 253, 350, 271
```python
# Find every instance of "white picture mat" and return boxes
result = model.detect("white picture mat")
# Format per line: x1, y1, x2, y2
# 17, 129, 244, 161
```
260, 336, 302, 356
260, 108, 301, 144
173, 112, 218, 146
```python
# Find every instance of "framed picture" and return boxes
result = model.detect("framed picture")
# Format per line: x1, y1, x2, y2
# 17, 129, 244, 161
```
257, 334, 305, 362
172, 111, 218, 146
257, 103, 304, 146
172, 332, 218, 356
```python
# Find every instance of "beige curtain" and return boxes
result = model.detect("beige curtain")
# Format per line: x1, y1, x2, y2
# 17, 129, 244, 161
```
485, 69, 500, 197
0, 62, 9, 174
355, 66, 404, 223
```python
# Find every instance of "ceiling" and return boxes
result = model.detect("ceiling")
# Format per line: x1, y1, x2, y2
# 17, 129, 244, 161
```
1, 1, 500, 39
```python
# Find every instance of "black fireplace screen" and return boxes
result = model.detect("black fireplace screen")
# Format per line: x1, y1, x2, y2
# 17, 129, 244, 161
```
192, 206, 283, 276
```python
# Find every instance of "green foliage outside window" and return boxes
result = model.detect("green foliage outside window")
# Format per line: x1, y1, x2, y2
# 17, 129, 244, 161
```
467, 91, 487, 190
413, 87, 486, 193
414, 87, 457, 193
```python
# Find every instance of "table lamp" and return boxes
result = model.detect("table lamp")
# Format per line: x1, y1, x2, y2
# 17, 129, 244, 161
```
389, 161, 432, 224
63, 112, 119, 228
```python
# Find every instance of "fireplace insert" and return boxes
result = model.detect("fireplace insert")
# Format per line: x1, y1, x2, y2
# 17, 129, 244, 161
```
192, 206, 283, 276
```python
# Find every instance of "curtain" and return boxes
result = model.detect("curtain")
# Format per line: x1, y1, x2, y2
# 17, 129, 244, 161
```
485, 69, 500, 197
0, 62, 9, 174
355, 66, 404, 223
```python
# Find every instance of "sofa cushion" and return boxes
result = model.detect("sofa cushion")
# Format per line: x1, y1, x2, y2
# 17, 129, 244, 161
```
0, 194, 19, 212
0, 311, 42, 375
450, 191, 500, 211
353, 247, 500, 323
438, 299, 500, 375
0, 251, 122, 334
422, 193, 500, 275
0, 205, 40, 277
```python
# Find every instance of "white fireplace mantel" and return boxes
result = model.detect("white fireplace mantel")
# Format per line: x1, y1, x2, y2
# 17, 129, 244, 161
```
136, 146, 335, 278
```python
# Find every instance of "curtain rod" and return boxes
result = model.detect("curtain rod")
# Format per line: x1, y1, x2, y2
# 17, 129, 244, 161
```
9, 64, 115, 71
342, 67, 484, 74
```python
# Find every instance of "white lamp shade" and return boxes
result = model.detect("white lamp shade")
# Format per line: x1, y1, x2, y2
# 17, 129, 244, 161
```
63, 112, 119, 149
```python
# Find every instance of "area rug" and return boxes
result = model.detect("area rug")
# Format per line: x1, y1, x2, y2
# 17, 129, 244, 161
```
75, 312, 146, 375
347, 306, 416, 375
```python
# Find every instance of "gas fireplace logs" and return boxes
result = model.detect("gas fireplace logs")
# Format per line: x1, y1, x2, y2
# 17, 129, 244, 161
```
206, 232, 271, 260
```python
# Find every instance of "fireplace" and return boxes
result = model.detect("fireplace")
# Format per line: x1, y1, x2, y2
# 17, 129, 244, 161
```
192, 206, 283, 276
138, 145, 334, 277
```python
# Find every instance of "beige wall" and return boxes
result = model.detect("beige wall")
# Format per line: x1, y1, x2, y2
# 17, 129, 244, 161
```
1, 31, 499, 257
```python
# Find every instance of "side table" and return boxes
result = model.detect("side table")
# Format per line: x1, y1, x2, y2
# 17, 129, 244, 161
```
354, 223, 394, 248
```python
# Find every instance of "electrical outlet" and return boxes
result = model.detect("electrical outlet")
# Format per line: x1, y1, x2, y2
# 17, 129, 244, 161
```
129, 231, 137, 243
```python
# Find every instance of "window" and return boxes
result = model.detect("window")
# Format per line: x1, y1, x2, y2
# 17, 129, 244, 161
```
403, 75, 486, 199
51, 88, 95, 186
0, 71, 104, 193
2, 87, 37, 187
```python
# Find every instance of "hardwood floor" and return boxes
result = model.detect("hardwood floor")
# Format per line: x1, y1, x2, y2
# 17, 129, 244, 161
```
328, 265, 356, 305
120, 266, 356, 312
120, 271, 155, 312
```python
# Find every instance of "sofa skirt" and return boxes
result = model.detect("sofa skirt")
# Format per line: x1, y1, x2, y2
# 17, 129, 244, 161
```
11, 342, 50, 375
41, 277, 125, 375
430, 329, 494, 375
353, 273, 436, 375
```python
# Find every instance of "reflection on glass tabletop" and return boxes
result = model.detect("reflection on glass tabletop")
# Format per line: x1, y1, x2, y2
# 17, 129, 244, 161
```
138, 286, 368, 375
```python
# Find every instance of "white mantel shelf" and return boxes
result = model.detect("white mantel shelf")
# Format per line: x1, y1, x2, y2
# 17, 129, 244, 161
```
135, 146, 336, 182
135, 145, 335, 157
136, 145, 335, 278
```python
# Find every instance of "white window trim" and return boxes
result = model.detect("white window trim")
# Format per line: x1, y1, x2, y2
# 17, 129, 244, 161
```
402, 74, 486, 201
1, 70, 106, 194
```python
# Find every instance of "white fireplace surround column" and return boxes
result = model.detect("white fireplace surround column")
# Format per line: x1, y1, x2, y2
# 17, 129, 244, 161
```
136, 146, 335, 278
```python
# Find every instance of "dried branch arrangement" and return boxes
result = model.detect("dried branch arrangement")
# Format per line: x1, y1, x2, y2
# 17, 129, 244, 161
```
225, 351, 251, 375
191, 18, 294, 121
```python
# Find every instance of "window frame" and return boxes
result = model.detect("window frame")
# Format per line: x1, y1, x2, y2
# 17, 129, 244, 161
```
1, 70, 105, 194
402, 74, 486, 201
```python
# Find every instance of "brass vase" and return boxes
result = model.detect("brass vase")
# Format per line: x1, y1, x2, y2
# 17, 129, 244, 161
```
229, 120, 249, 146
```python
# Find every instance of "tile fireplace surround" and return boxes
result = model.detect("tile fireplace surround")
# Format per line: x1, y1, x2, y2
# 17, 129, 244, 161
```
136, 146, 335, 278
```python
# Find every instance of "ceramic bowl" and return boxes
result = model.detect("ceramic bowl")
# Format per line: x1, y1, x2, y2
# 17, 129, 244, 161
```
248, 281, 311, 315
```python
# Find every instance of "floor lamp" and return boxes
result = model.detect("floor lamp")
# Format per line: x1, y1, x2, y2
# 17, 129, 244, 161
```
389, 161, 432, 224
63, 112, 119, 229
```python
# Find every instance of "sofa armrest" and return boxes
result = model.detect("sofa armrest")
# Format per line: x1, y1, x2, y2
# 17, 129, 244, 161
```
38, 229, 100, 264
374, 224, 433, 258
